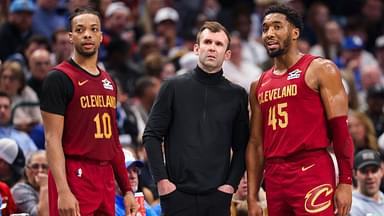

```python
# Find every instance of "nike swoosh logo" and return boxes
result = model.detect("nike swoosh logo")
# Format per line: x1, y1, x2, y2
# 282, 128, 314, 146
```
78, 80, 89, 86
302, 164, 315, 171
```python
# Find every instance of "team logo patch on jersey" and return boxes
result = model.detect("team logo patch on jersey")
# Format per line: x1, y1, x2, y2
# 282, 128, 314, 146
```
287, 69, 302, 80
102, 78, 113, 90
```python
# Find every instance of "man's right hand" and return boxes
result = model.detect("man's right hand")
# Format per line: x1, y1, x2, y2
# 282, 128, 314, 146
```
58, 190, 80, 216
247, 201, 264, 216
157, 179, 176, 196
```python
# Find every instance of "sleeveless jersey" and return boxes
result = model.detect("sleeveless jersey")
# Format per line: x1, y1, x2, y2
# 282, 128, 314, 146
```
54, 61, 119, 160
256, 54, 330, 159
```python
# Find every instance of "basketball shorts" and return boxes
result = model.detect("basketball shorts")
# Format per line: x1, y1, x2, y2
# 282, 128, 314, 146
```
264, 150, 336, 216
48, 158, 115, 216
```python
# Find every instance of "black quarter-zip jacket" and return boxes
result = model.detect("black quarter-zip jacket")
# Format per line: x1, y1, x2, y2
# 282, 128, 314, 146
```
143, 66, 250, 194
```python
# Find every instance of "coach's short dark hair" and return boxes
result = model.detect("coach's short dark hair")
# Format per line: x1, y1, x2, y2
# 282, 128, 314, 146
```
263, 4, 303, 33
196, 21, 231, 50
68, 7, 101, 31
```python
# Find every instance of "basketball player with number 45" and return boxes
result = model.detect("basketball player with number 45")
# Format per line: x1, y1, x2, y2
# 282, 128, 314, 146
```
246, 4, 354, 216
40, 7, 138, 216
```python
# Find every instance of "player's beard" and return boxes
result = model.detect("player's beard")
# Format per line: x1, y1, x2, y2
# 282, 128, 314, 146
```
75, 44, 97, 58
268, 35, 291, 58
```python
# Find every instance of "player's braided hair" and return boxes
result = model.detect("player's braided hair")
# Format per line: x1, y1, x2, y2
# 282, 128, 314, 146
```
68, 7, 101, 31
263, 4, 304, 33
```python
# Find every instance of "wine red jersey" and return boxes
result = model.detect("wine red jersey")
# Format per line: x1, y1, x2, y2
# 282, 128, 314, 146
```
256, 54, 330, 159
54, 61, 120, 160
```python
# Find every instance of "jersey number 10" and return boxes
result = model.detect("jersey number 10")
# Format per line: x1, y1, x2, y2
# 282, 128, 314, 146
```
268, 102, 288, 130
93, 113, 112, 139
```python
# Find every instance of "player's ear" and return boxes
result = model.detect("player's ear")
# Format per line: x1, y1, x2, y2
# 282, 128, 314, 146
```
68, 32, 73, 44
292, 27, 300, 40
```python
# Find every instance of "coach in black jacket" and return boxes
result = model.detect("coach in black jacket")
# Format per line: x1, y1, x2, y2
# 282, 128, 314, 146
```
143, 21, 249, 216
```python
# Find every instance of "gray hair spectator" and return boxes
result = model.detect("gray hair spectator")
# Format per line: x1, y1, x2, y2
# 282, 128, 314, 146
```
11, 150, 48, 216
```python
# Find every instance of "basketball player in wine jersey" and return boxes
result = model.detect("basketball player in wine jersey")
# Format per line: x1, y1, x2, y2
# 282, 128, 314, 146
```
40, 8, 137, 216
246, 4, 353, 216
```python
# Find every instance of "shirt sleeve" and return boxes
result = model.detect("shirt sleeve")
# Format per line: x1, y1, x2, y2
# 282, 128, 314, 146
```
40, 70, 73, 115
226, 88, 250, 189
143, 80, 174, 182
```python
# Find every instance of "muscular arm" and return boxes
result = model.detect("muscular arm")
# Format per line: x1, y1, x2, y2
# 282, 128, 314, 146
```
42, 112, 68, 194
246, 81, 264, 216
309, 59, 349, 118
307, 59, 353, 216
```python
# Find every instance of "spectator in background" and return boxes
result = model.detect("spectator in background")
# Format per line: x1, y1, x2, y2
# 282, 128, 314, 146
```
103, 2, 132, 41
138, 0, 166, 35
0, 0, 35, 61
7, 35, 51, 77
104, 38, 142, 96
233, 8, 268, 68
176, 51, 198, 75
310, 20, 344, 61
31, 0, 66, 39
0, 60, 42, 137
365, 85, 384, 140
336, 36, 378, 92
0, 138, 25, 187
135, 34, 161, 64
153, 7, 183, 57
11, 150, 48, 216
115, 149, 160, 216
143, 53, 165, 79
51, 29, 72, 65
348, 111, 379, 153
200, 0, 233, 32
27, 49, 52, 100
301, 1, 330, 46
131, 76, 161, 139
223, 33, 261, 93
0, 92, 37, 155
358, 0, 384, 52
350, 149, 384, 215
361, 65, 384, 93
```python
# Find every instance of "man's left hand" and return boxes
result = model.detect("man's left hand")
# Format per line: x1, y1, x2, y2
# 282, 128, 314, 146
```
217, 184, 234, 194
334, 183, 352, 216
124, 191, 138, 216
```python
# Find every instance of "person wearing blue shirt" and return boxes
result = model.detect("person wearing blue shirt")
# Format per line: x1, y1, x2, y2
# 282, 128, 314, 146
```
115, 149, 160, 216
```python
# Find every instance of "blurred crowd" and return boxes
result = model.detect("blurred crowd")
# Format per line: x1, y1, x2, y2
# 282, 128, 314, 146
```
0, 0, 383, 215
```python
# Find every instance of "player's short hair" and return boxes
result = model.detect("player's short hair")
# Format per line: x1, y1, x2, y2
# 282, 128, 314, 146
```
196, 21, 231, 50
263, 4, 303, 33
68, 7, 101, 31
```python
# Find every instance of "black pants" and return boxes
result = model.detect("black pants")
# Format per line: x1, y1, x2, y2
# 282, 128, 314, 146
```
160, 189, 232, 216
